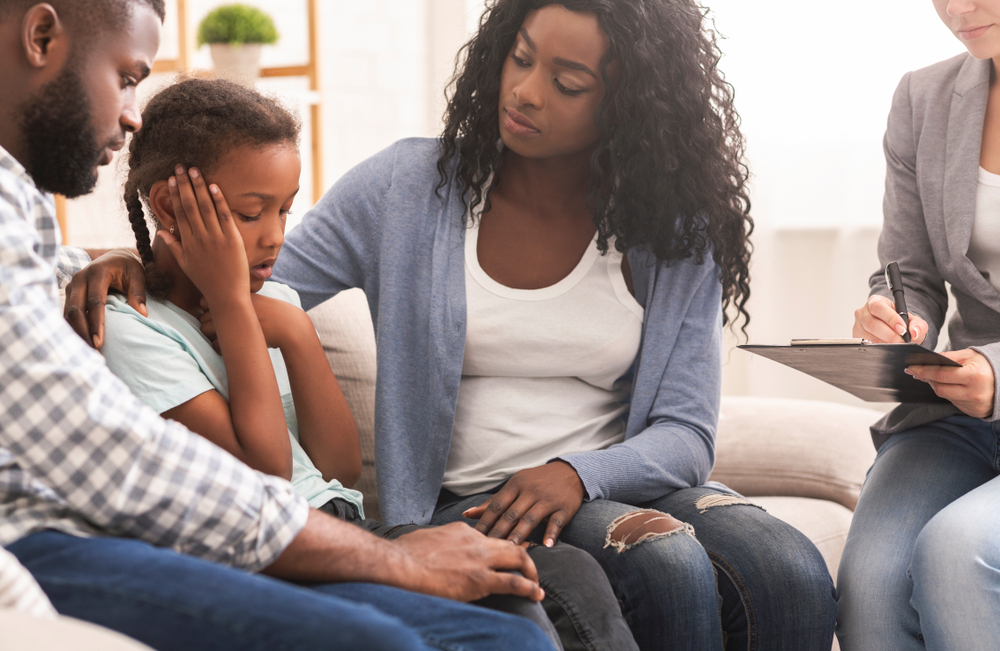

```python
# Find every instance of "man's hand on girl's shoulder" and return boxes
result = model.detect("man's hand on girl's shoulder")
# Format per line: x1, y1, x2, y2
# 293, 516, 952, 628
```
64, 250, 147, 349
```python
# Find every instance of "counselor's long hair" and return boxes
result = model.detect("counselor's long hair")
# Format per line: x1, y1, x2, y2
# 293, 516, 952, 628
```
437, 0, 753, 331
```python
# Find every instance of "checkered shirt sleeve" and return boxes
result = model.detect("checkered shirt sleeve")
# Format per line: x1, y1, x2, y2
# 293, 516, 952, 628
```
55, 246, 91, 289
0, 151, 308, 571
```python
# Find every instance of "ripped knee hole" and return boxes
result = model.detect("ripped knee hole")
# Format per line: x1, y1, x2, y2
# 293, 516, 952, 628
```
693, 494, 762, 514
603, 509, 693, 553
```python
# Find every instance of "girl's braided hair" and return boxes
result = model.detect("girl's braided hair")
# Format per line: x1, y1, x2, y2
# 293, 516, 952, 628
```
438, 0, 753, 332
124, 77, 300, 296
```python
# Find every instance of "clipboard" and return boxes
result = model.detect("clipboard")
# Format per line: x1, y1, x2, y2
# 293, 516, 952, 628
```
738, 341, 961, 403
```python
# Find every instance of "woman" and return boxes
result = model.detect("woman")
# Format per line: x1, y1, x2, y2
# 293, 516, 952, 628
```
839, 2, 1000, 650
69, 1, 836, 648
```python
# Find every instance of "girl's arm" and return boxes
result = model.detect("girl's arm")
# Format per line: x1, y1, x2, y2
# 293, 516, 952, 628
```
159, 167, 292, 479
249, 294, 362, 486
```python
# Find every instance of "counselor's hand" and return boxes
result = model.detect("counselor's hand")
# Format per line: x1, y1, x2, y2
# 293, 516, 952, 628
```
853, 295, 928, 344
64, 250, 147, 348
391, 522, 545, 602
907, 349, 995, 419
463, 461, 585, 547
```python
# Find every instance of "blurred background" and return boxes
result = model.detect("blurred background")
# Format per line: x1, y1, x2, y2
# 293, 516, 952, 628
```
63, 0, 966, 406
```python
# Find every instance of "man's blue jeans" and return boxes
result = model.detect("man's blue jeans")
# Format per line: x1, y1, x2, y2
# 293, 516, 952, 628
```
837, 415, 1000, 651
6, 530, 555, 651
434, 486, 837, 651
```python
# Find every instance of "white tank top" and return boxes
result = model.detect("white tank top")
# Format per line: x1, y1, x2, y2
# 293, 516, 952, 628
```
442, 217, 645, 496
969, 166, 1000, 294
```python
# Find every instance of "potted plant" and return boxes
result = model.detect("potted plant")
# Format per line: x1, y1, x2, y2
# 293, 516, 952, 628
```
197, 4, 279, 82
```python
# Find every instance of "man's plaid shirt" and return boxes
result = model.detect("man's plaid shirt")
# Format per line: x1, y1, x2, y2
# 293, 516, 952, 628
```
0, 146, 308, 571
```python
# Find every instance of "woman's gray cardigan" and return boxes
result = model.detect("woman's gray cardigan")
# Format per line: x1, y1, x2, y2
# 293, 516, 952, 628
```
273, 138, 723, 525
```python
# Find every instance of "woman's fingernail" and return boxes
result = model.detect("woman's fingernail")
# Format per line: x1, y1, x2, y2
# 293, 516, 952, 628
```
190, 168, 199, 179
210, 185, 218, 195
895, 324, 906, 335
175, 164, 184, 175
91, 335, 100, 349
545, 538, 554, 547
168, 176, 176, 187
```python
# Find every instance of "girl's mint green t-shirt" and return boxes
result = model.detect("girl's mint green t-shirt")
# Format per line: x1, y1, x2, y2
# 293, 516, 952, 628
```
101, 281, 364, 516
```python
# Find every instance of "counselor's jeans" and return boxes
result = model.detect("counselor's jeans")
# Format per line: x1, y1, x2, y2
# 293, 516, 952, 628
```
434, 485, 837, 651
837, 415, 1000, 651
7, 530, 555, 651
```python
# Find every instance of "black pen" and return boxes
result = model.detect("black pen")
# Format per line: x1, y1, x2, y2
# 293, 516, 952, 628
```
884, 261, 911, 343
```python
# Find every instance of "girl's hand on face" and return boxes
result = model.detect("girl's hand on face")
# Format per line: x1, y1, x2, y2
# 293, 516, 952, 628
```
159, 165, 250, 307
198, 294, 311, 351
462, 461, 585, 547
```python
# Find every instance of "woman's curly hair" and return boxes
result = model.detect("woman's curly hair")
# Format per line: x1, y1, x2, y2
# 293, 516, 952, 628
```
438, 0, 753, 330
123, 77, 299, 297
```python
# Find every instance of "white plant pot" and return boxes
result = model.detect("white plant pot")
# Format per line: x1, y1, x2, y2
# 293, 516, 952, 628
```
209, 43, 263, 84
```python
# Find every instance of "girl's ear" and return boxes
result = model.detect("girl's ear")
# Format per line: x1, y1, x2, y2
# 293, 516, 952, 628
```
148, 179, 177, 234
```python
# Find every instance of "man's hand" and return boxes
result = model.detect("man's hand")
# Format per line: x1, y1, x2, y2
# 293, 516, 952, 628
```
907, 349, 996, 418
463, 461, 585, 547
64, 250, 147, 348
390, 522, 545, 602
265, 512, 544, 603
853, 295, 927, 344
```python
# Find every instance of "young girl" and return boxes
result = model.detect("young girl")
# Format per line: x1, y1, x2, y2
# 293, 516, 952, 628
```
100, 77, 633, 651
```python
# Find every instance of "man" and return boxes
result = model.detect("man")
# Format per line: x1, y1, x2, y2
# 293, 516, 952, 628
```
0, 2, 554, 649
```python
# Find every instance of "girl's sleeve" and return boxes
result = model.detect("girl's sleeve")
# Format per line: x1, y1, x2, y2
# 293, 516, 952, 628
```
273, 142, 399, 311
557, 257, 721, 504
100, 304, 215, 415
869, 71, 949, 350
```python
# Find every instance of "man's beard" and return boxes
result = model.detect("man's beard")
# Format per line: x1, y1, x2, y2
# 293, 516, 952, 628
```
17, 64, 105, 199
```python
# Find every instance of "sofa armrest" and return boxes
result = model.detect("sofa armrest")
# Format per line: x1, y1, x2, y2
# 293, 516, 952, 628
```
710, 396, 880, 510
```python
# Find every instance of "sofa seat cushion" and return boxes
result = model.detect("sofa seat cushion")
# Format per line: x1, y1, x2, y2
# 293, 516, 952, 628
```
712, 396, 880, 511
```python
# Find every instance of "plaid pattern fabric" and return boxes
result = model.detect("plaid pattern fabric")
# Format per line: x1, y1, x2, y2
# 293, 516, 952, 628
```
0, 147, 308, 571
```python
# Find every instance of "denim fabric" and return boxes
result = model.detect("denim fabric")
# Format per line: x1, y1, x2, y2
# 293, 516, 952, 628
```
318, 497, 563, 650
7, 530, 555, 651
837, 415, 1000, 651
434, 487, 835, 651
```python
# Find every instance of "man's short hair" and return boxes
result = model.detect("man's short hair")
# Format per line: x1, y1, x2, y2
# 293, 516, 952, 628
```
0, 0, 166, 40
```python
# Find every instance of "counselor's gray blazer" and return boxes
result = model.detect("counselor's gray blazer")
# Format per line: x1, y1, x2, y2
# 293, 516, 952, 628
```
870, 53, 1000, 445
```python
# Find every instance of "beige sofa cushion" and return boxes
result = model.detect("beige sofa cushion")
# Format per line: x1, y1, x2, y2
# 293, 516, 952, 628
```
712, 396, 880, 511
308, 289, 381, 520
0, 610, 154, 650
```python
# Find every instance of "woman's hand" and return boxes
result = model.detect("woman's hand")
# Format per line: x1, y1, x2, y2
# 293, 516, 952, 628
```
463, 461, 585, 547
853, 295, 928, 344
159, 165, 249, 308
64, 250, 147, 348
907, 349, 996, 418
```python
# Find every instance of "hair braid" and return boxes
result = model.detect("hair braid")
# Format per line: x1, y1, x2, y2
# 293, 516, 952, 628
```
124, 179, 153, 265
